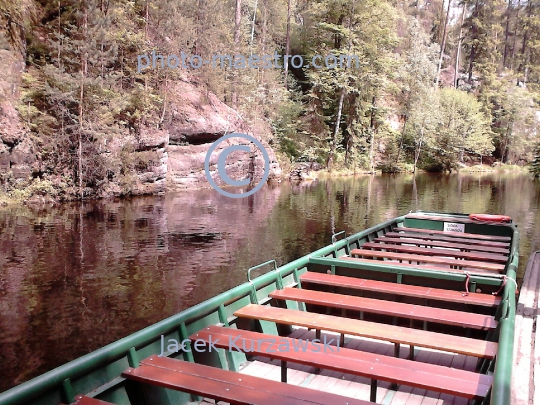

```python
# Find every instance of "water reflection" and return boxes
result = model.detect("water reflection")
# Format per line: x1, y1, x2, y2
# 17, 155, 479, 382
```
0, 172, 539, 392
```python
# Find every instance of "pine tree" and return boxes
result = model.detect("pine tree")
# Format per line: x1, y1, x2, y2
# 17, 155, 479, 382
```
396, 17, 439, 163
462, 0, 504, 83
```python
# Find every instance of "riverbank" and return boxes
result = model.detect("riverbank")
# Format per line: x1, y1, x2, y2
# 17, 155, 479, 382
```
459, 164, 530, 173
0, 163, 533, 209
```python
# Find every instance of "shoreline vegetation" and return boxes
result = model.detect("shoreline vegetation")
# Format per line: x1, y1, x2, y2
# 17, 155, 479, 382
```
0, 164, 533, 208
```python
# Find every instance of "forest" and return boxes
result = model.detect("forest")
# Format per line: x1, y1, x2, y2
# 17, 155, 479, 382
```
1, 0, 540, 201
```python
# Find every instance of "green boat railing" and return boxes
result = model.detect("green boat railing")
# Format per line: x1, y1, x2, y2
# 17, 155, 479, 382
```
490, 227, 519, 405
0, 213, 518, 405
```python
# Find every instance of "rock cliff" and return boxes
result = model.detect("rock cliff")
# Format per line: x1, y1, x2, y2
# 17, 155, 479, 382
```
0, 49, 37, 183
0, 48, 281, 201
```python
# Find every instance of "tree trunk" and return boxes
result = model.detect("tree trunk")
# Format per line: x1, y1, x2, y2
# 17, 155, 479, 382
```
519, 1, 531, 79
435, 0, 451, 87
396, 114, 408, 163
145, 0, 149, 40
368, 96, 377, 173
511, 0, 521, 68
454, 4, 466, 88
284, 0, 292, 89
327, 87, 345, 168
413, 126, 425, 174
327, 0, 355, 169
260, 1, 267, 86
502, 0, 512, 68
232, 0, 242, 108
468, 1, 478, 83
78, 2, 88, 200
194, 0, 204, 55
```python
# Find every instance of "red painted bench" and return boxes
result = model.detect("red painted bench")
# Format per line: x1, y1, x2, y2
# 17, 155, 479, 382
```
373, 235, 510, 254
361, 241, 508, 263
299, 271, 502, 307
122, 356, 371, 405
338, 256, 497, 275
234, 304, 498, 359
67, 396, 114, 405
269, 287, 497, 330
190, 325, 493, 402
384, 231, 510, 248
350, 249, 505, 272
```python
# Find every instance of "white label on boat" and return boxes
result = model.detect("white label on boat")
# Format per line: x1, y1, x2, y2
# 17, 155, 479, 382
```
443, 222, 465, 233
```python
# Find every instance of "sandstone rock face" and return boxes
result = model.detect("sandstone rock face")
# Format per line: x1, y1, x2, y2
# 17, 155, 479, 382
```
0, 49, 36, 181
163, 79, 281, 192
1, 50, 281, 198
289, 162, 322, 180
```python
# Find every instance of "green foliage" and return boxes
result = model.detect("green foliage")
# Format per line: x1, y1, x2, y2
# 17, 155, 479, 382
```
531, 143, 540, 177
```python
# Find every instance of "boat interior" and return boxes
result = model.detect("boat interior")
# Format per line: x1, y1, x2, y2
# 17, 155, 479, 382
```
3, 212, 519, 405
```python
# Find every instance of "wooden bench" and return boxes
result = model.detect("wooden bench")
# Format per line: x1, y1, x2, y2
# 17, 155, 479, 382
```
300, 271, 502, 307
350, 248, 505, 272
70, 396, 114, 405
234, 304, 498, 359
384, 231, 510, 248
269, 287, 497, 330
122, 356, 371, 405
393, 226, 511, 243
338, 256, 497, 275
373, 235, 510, 254
361, 242, 509, 263
191, 325, 493, 402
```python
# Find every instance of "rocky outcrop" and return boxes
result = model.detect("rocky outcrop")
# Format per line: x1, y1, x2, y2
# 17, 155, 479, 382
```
289, 162, 322, 180
104, 78, 282, 196
0, 48, 37, 182
1, 55, 281, 200
163, 79, 281, 191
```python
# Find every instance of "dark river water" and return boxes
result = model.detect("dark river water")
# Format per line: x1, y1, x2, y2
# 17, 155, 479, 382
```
1, 172, 539, 392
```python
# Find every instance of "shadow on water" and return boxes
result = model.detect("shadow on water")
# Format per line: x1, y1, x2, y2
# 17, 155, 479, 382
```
0, 172, 539, 392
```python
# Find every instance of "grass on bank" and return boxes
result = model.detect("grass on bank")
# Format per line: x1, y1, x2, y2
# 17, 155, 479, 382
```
459, 164, 529, 173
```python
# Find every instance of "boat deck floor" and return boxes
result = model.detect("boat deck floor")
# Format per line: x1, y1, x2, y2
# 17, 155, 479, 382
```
192, 327, 478, 405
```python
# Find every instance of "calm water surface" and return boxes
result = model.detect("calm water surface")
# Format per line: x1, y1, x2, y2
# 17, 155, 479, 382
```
1, 172, 539, 391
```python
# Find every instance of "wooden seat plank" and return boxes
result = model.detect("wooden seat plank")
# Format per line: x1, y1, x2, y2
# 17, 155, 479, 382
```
385, 231, 510, 248
269, 287, 497, 330
71, 397, 114, 405
190, 325, 493, 399
123, 356, 370, 405
299, 271, 502, 307
361, 242, 508, 263
234, 304, 498, 358
350, 249, 505, 272
394, 226, 511, 242
374, 236, 510, 255
338, 256, 496, 275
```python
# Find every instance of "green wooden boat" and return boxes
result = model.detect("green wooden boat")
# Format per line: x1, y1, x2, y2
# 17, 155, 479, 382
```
0, 212, 519, 405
